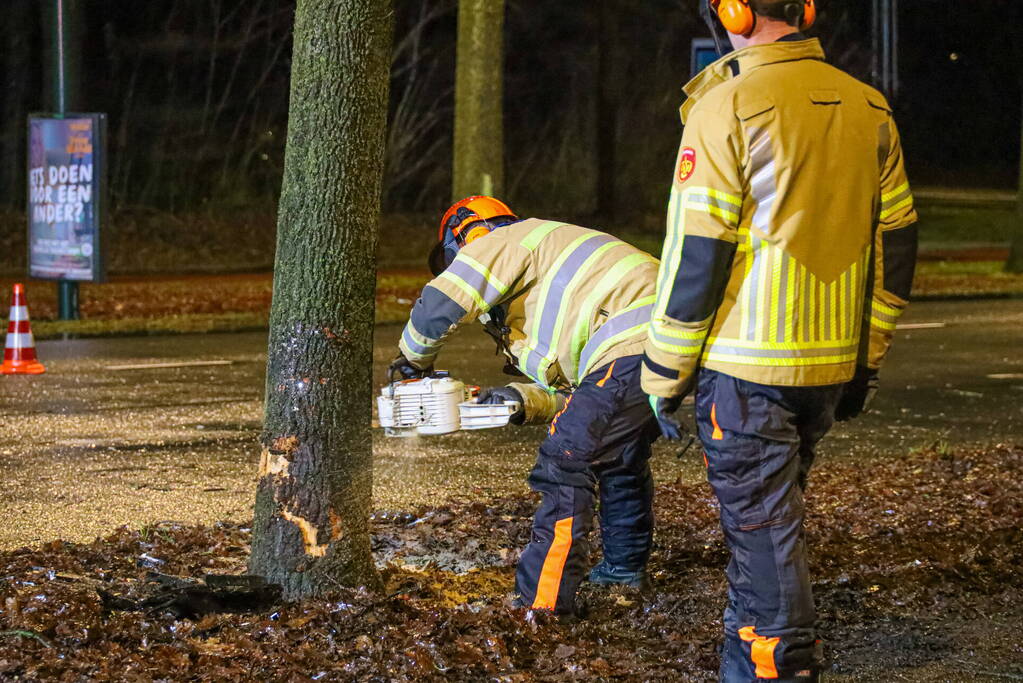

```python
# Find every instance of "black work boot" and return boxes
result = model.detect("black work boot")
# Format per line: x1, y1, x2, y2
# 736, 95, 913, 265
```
587, 560, 651, 589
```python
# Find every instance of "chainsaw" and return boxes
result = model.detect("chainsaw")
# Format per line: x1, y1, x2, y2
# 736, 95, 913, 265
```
376, 372, 521, 437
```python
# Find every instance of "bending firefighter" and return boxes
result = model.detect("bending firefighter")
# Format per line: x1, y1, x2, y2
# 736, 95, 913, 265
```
644, 1, 918, 681
390, 196, 662, 614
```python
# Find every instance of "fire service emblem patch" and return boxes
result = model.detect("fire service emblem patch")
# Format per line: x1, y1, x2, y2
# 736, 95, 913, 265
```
677, 147, 696, 183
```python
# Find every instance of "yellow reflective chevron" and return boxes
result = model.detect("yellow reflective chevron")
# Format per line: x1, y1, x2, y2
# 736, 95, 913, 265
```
577, 296, 656, 379
458, 252, 508, 294
438, 269, 488, 311
872, 300, 901, 318
880, 182, 913, 220
516, 229, 643, 387
567, 252, 657, 381
400, 323, 436, 361
870, 315, 897, 332
520, 221, 564, 251
700, 244, 871, 375
869, 299, 902, 332
705, 337, 858, 350
703, 349, 858, 367
648, 332, 705, 356
687, 190, 741, 225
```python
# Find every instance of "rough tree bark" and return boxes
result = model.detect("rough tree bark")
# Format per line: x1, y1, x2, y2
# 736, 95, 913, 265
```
248, 0, 392, 599
452, 0, 505, 200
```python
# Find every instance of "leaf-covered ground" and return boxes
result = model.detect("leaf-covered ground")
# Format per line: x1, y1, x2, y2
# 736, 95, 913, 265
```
0, 270, 430, 339
1, 444, 1021, 681
4, 258, 1021, 340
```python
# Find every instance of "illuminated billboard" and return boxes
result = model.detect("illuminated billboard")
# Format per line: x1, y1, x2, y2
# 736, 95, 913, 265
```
27, 114, 106, 282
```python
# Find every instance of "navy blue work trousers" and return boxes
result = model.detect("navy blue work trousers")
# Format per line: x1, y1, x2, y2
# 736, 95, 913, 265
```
514, 354, 660, 614
697, 368, 842, 682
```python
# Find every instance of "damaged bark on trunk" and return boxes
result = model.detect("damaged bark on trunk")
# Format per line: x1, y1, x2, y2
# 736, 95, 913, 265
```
248, 0, 393, 599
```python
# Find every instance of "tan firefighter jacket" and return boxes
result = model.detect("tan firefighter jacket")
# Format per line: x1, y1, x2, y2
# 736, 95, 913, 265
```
399, 219, 659, 423
642, 38, 918, 397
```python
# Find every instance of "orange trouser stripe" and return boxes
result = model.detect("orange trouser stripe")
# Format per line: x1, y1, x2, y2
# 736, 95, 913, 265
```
531, 516, 574, 610
738, 626, 781, 679
549, 394, 573, 436
711, 403, 724, 440
596, 360, 617, 388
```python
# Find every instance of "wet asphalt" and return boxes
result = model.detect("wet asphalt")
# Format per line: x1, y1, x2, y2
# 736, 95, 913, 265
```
0, 299, 1020, 549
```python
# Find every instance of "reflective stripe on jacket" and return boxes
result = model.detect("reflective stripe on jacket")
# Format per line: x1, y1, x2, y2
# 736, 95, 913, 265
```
399, 218, 659, 397
642, 38, 918, 397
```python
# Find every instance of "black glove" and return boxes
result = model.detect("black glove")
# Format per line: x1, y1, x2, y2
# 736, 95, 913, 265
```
477, 385, 526, 425
834, 365, 879, 422
387, 353, 430, 382
649, 394, 688, 441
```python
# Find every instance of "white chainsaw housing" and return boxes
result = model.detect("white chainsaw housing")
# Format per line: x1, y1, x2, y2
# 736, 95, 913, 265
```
377, 376, 521, 437
377, 377, 469, 437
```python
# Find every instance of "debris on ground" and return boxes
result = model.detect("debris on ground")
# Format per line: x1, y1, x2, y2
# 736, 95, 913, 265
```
1, 445, 1020, 680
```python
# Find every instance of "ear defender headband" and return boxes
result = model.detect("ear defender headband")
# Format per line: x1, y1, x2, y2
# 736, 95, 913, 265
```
710, 0, 816, 37
442, 207, 499, 247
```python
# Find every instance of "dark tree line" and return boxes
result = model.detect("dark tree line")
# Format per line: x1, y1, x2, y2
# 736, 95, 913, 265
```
0, 0, 1020, 218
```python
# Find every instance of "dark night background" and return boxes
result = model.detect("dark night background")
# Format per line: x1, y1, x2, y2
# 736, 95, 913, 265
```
1, 0, 1020, 219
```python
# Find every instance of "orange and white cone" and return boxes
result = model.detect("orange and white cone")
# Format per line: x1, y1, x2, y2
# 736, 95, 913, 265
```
1, 284, 46, 375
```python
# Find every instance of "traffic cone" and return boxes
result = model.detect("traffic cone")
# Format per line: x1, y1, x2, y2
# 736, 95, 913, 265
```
1, 284, 46, 375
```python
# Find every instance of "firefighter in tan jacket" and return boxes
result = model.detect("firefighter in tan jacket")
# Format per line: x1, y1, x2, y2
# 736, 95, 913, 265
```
390, 196, 662, 614
643, 1, 918, 680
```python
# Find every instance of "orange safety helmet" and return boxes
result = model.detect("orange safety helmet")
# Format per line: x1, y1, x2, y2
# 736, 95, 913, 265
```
428, 196, 518, 275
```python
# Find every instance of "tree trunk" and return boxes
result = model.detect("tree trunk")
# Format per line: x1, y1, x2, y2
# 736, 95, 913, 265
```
452, 0, 505, 200
1007, 90, 1023, 274
0, 0, 33, 208
248, 0, 392, 600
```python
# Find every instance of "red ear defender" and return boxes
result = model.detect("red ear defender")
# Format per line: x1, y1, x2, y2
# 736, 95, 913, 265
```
715, 0, 755, 36
801, 0, 816, 30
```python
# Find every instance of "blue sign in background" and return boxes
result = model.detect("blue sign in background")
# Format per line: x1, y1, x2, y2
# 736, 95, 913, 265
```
27, 114, 105, 282
690, 38, 720, 79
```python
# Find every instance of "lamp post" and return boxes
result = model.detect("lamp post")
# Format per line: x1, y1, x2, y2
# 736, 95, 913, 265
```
51, 0, 80, 320
872, 0, 899, 101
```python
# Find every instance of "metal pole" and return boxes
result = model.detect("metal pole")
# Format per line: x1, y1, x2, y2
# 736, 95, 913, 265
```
1006, 90, 1023, 273
56, 0, 65, 114
53, 0, 79, 320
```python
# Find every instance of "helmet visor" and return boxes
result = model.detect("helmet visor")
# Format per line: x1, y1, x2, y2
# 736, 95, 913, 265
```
428, 240, 451, 277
